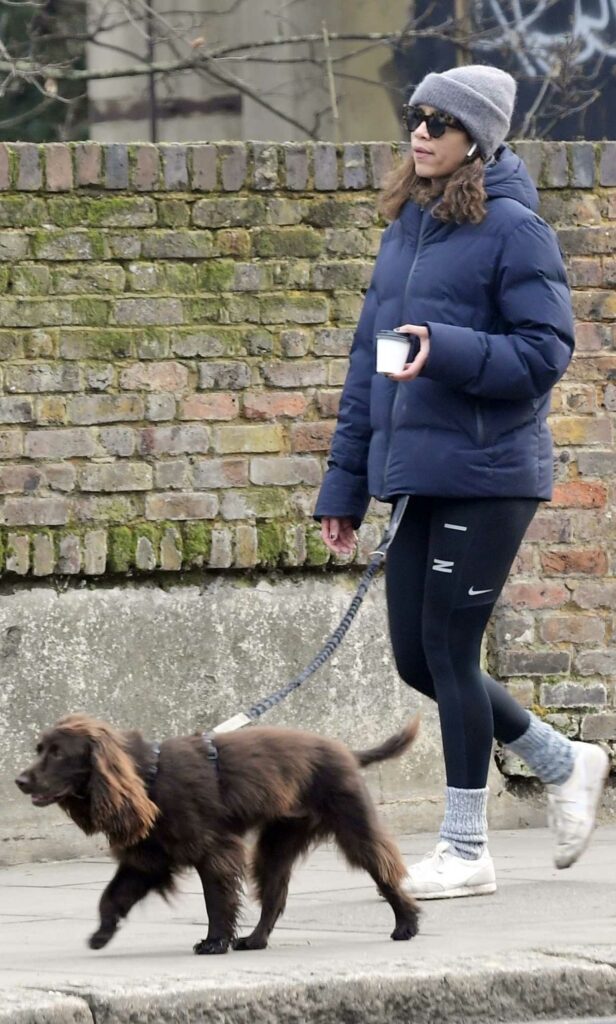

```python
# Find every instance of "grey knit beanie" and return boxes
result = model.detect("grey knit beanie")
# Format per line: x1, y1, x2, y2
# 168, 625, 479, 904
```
409, 64, 516, 159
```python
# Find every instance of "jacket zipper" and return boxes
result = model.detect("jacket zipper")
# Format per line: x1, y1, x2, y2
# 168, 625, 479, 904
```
380, 209, 429, 496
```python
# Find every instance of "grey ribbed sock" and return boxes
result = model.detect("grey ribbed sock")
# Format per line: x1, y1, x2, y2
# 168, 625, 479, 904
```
506, 712, 574, 785
439, 786, 489, 861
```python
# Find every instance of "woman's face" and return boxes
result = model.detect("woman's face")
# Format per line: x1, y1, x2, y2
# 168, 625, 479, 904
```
410, 105, 474, 179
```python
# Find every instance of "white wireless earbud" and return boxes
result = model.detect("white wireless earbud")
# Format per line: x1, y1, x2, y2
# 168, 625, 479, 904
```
466, 143, 478, 158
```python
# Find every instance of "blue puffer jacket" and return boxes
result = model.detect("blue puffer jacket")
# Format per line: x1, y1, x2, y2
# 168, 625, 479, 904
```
314, 146, 575, 527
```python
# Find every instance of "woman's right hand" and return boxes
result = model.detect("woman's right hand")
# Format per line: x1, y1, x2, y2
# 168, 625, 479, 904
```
320, 516, 357, 555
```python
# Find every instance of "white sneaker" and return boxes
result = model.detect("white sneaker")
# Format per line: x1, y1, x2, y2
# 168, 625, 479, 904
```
547, 741, 609, 869
404, 840, 496, 900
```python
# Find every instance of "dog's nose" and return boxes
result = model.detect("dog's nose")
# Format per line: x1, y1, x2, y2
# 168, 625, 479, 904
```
15, 773, 32, 793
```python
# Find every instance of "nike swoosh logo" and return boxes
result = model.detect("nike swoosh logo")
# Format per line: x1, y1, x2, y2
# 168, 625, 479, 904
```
468, 586, 493, 596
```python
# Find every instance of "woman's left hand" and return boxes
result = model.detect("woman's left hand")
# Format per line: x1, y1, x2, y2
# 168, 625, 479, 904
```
387, 324, 430, 381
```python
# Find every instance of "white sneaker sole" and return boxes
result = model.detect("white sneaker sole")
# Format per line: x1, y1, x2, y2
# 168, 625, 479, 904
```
406, 881, 497, 900
554, 746, 610, 870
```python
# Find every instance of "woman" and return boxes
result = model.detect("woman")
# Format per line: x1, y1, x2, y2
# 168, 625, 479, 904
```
314, 64, 609, 899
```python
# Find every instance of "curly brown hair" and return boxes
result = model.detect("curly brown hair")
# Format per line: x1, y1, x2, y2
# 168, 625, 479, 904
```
379, 151, 487, 225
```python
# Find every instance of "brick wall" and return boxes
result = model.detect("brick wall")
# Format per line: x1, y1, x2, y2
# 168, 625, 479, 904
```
0, 139, 614, 757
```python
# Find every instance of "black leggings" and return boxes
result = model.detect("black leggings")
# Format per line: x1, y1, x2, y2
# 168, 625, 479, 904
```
385, 496, 538, 789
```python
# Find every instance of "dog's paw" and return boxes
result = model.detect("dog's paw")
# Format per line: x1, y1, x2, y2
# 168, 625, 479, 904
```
391, 919, 419, 941
88, 929, 114, 950
231, 934, 268, 951
193, 937, 229, 955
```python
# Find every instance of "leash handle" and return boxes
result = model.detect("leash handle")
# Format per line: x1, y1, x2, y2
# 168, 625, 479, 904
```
212, 496, 410, 733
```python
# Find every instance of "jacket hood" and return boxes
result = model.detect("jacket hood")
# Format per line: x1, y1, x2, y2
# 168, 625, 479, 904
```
485, 145, 538, 211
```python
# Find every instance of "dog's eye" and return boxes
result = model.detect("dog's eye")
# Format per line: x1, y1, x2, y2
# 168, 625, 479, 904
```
48, 744, 61, 758
35, 743, 43, 755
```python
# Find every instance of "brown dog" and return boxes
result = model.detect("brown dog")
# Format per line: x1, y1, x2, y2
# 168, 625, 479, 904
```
15, 714, 420, 953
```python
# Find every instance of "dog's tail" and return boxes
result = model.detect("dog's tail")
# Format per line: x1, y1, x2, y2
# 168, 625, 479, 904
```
353, 716, 420, 768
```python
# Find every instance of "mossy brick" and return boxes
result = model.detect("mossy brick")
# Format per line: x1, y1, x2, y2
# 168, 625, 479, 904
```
0, 333, 25, 359
135, 334, 170, 360
0, 265, 10, 292
256, 521, 285, 567
220, 487, 288, 520
253, 227, 322, 258
16, 143, 42, 190
234, 523, 258, 567
6, 363, 81, 393
6, 533, 29, 574
599, 141, 616, 186
303, 197, 376, 228
189, 143, 217, 191
157, 199, 190, 228
75, 142, 102, 187
56, 263, 126, 294
128, 262, 160, 292
0, 298, 76, 328
305, 523, 330, 565
108, 525, 135, 572
141, 230, 214, 259
259, 294, 328, 324
68, 394, 143, 424
83, 196, 157, 228
105, 145, 129, 189
32, 230, 108, 261
108, 234, 141, 259
0, 144, 10, 190
73, 495, 137, 525
170, 328, 231, 358
183, 521, 212, 566
311, 261, 371, 290
160, 525, 183, 570
70, 297, 110, 326
198, 360, 251, 390
213, 424, 283, 455
217, 228, 251, 257
0, 196, 46, 227
223, 294, 261, 325
146, 492, 218, 521
0, 233, 29, 260
192, 197, 267, 228
161, 262, 198, 293
59, 329, 133, 360
113, 298, 184, 326
11, 265, 50, 295
232, 263, 268, 291
197, 260, 236, 292
185, 297, 224, 324
242, 329, 274, 356
266, 198, 306, 226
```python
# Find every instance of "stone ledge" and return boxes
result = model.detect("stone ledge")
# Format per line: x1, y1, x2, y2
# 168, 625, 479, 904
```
0, 140, 610, 194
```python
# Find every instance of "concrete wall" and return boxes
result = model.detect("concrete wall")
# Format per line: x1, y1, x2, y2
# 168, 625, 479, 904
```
2, 575, 555, 866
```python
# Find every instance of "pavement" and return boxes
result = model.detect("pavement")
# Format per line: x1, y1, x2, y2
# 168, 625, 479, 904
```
1, 826, 615, 1024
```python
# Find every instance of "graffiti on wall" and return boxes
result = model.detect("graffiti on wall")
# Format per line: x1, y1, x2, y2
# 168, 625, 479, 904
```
472, 0, 616, 75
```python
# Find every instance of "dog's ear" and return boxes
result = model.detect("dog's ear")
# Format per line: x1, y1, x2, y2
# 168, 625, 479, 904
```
88, 721, 159, 847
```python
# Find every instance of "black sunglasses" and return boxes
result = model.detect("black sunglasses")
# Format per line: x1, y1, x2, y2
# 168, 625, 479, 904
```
402, 104, 465, 138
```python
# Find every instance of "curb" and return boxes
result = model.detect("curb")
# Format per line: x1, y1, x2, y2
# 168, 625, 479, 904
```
4, 951, 615, 1024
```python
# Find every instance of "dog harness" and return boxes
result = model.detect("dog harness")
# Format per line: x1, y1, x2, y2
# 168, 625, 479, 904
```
144, 733, 218, 795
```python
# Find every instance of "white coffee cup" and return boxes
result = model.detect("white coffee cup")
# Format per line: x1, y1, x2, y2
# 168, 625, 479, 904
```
376, 330, 411, 374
